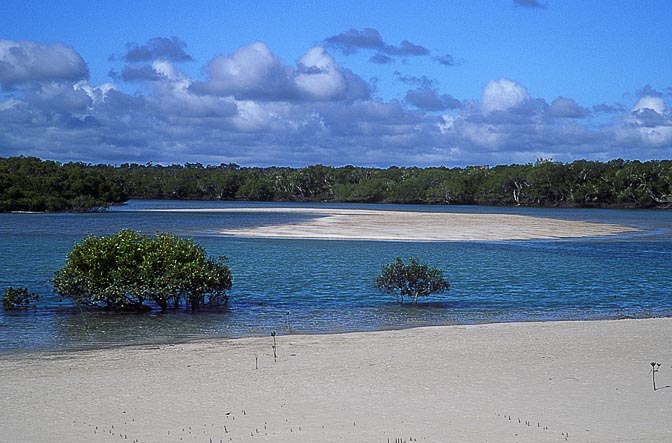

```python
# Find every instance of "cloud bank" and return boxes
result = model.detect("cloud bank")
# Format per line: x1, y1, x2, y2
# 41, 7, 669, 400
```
0, 40, 88, 88
1, 37, 671, 167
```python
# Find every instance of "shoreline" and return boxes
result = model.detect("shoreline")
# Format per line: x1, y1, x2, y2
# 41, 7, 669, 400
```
2, 318, 671, 442
1, 314, 667, 358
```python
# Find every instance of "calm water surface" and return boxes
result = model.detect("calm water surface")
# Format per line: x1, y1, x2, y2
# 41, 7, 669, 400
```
1, 201, 670, 353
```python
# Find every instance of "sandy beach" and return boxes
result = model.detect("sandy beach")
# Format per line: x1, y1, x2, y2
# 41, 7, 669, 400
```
152, 207, 639, 241
1, 318, 671, 443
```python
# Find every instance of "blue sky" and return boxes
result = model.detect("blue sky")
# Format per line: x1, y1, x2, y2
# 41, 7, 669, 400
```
1, 0, 671, 167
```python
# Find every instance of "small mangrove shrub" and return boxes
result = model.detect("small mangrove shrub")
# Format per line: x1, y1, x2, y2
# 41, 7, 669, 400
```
375, 257, 450, 304
2, 287, 39, 310
53, 229, 232, 312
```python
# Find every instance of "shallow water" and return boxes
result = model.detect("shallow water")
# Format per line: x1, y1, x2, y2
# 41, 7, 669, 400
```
1, 200, 670, 353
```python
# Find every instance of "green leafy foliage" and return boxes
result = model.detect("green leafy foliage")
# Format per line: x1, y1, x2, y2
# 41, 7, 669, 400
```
2, 156, 671, 211
375, 257, 450, 304
2, 287, 39, 310
100, 158, 672, 208
53, 229, 232, 312
0, 156, 127, 212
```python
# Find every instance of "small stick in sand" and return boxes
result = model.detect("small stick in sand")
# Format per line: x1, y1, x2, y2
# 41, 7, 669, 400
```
271, 331, 277, 362
650, 362, 662, 391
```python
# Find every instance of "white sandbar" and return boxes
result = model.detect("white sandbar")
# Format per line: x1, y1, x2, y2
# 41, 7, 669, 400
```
154, 207, 639, 241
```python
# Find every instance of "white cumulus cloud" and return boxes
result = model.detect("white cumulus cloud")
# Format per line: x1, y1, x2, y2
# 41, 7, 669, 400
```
190, 42, 295, 100
632, 96, 666, 114
481, 78, 529, 113
295, 47, 346, 101
190, 42, 369, 103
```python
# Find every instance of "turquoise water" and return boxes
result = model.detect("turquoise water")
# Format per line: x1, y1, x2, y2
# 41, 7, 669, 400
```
0, 200, 671, 353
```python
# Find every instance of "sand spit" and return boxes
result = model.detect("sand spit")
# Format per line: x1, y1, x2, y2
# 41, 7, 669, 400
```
152, 207, 639, 241
1, 318, 670, 442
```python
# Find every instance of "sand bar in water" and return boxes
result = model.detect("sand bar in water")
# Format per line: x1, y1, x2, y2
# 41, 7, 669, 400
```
151, 207, 639, 241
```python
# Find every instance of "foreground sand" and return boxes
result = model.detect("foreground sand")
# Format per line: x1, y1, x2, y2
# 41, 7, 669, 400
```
1, 318, 671, 442
154, 207, 639, 241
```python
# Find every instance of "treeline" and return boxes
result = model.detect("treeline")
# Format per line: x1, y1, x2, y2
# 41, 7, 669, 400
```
80, 158, 672, 208
1, 156, 671, 211
0, 156, 127, 212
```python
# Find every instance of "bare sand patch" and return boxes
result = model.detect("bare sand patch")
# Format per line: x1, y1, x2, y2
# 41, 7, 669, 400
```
1, 318, 670, 442
158, 207, 639, 241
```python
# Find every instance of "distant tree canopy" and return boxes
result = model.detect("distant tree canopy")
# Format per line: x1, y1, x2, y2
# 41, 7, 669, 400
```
1, 156, 671, 211
0, 156, 127, 212
53, 229, 232, 312
375, 257, 450, 304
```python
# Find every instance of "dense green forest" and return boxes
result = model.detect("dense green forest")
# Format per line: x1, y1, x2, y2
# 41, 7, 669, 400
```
1, 156, 671, 212
0, 157, 127, 212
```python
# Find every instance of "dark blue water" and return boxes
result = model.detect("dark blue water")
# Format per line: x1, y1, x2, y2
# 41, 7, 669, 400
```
1, 200, 670, 353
